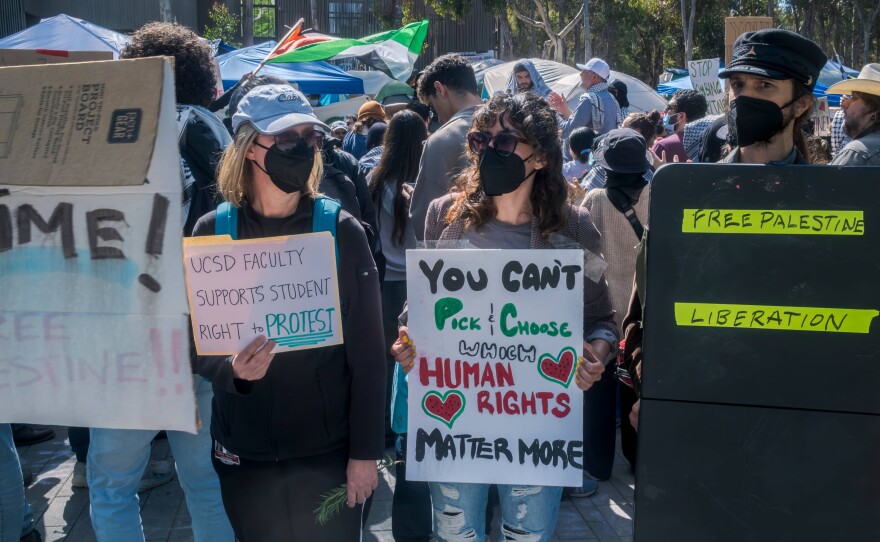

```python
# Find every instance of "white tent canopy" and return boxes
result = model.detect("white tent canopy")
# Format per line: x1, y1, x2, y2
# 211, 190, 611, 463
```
482, 59, 667, 115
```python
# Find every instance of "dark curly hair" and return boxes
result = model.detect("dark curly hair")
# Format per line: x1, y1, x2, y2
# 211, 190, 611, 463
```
416, 53, 479, 104
671, 89, 708, 121
447, 92, 568, 238
121, 22, 216, 107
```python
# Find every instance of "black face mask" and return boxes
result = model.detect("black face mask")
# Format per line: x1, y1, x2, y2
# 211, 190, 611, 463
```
253, 141, 315, 194
728, 95, 799, 148
478, 147, 536, 196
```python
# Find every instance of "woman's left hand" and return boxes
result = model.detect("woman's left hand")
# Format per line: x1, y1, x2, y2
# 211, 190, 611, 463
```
346, 459, 379, 508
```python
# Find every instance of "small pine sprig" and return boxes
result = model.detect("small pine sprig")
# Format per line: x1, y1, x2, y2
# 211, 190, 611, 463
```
314, 455, 402, 525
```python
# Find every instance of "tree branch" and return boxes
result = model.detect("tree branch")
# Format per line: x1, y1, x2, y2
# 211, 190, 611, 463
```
509, 2, 542, 29
559, 5, 585, 39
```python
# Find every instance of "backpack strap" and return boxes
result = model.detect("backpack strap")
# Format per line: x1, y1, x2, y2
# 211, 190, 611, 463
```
312, 196, 341, 264
606, 187, 644, 240
215, 202, 238, 240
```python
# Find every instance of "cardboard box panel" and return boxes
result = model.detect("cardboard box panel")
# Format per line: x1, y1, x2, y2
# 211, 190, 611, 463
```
0, 57, 165, 186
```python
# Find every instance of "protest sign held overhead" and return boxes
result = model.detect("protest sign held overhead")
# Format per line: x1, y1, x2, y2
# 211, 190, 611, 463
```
0, 57, 196, 432
724, 17, 773, 64
183, 232, 343, 355
688, 58, 725, 115
405, 249, 585, 487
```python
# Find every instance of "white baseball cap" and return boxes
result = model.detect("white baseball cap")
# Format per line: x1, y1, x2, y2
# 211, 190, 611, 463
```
232, 84, 330, 135
576, 58, 611, 81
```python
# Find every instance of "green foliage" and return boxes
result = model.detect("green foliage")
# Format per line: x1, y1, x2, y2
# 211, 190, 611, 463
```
412, 0, 879, 84
253, 2, 276, 39
204, 2, 241, 47
314, 456, 402, 526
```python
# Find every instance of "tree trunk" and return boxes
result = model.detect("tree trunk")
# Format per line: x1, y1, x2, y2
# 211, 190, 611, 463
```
242, 0, 253, 46
159, 0, 172, 22
679, 0, 696, 65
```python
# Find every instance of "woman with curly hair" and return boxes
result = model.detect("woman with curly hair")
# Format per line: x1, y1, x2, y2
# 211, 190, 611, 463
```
391, 92, 618, 541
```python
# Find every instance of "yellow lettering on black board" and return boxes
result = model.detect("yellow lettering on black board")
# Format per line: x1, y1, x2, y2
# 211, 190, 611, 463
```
675, 303, 878, 334
682, 209, 864, 235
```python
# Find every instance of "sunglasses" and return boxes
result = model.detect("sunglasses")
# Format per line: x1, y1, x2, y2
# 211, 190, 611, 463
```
269, 129, 324, 152
467, 131, 531, 157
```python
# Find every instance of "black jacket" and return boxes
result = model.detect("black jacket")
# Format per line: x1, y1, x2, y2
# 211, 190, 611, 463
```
192, 197, 386, 462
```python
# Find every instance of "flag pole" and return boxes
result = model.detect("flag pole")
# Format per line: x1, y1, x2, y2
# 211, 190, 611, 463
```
254, 18, 303, 75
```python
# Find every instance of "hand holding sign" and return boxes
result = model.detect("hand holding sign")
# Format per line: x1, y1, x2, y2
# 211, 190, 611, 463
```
231, 335, 276, 381
391, 326, 416, 373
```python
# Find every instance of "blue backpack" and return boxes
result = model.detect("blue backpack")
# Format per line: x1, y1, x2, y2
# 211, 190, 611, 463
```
214, 197, 341, 263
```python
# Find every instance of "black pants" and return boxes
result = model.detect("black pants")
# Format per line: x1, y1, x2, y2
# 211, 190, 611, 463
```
212, 446, 370, 541
392, 434, 433, 541
584, 360, 618, 480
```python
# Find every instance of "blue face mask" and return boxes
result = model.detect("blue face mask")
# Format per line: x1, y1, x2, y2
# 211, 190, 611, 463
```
663, 112, 679, 133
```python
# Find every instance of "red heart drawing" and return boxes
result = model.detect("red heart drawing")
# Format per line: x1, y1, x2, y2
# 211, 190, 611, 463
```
538, 347, 577, 388
422, 390, 466, 428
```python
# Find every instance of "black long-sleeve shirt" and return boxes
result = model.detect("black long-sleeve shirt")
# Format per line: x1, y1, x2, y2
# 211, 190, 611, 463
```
192, 197, 386, 461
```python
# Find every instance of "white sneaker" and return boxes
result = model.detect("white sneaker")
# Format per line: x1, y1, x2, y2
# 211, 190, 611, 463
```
138, 461, 174, 493
72, 461, 88, 488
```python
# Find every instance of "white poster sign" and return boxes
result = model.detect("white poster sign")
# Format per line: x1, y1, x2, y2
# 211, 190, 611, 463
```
689, 58, 726, 116
405, 249, 585, 486
816, 97, 831, 137
183, 233, 343, 355
0, 58, 196, 432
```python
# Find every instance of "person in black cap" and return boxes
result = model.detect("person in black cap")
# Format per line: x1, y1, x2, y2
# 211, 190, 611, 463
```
718, 28, 827, 164
573, 128, 651, 496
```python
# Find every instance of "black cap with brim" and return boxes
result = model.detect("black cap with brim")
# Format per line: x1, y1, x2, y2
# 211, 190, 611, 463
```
593, 128, 651, 174
718, 29, 827, 90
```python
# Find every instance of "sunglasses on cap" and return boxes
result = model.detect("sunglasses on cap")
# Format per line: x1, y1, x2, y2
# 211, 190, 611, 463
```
259, 129, 324, 152
467, 131, 531, 157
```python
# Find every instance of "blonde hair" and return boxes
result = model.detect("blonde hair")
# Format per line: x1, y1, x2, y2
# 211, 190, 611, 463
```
217, 123, 324, 207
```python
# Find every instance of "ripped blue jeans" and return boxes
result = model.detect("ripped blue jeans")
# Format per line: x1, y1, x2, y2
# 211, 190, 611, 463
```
429, 482, 562, 542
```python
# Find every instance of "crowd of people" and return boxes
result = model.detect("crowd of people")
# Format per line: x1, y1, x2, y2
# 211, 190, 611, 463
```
2, 18, 880, 542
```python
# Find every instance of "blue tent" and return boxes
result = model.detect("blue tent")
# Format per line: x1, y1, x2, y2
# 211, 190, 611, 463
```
0, 13, 129, 58
217, 41, 364, 95
657, 60, 860, 107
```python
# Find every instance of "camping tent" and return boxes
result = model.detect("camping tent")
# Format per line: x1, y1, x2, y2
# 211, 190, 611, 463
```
553, 71, 668, 113
216, 41, 364, 95
657, 60, 859, 107
482, 59, 668, 114
0, 13, 129, 58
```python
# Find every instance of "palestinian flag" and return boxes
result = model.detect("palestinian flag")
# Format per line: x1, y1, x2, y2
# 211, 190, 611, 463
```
267, 20, 429, 81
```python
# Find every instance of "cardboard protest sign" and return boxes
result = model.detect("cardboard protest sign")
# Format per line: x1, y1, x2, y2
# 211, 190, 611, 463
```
183, 233, 343, 355
634, 165, 880, 540
815, 96, 831, 137
0, 57, 196, 432
0, 57, 161, 186
688, 58, 725, 115
405, 249, 585, 487
724, 17, 773, 64
0, 49, 113, 67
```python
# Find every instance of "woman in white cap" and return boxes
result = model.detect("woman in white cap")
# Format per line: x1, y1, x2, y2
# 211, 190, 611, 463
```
192, 84, 386, 541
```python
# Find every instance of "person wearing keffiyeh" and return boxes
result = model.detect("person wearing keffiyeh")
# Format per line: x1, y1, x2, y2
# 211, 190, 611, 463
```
506, 58, 554, 98
549, 57, 622, 159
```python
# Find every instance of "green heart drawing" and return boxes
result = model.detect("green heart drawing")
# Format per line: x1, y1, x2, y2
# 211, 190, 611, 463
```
422, 390, 466, 429
537, 347, 578, 388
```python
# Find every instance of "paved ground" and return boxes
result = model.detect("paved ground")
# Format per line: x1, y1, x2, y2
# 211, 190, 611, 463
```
18, 427, 634, 541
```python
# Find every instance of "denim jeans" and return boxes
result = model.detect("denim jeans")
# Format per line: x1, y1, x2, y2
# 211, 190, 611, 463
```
88, 376, 233, 542
429, 482, 563, 542
0, 424, 34, 541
